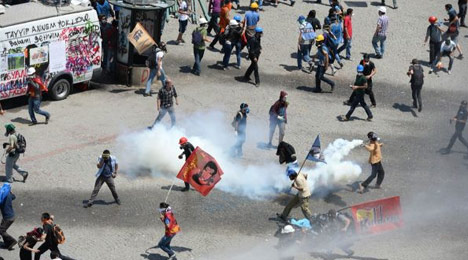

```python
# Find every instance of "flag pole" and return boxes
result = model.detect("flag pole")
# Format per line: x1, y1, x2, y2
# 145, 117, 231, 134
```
296, 156, 308, 175
164, 180, 176, 203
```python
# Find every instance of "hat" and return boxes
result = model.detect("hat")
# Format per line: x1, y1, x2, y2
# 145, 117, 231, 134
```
281, 225, 295, 234
199, 17, 208, 24
378, 6, 386, 13
229, 19, 238, 26
297, 15, 306, 22
4, 124, 15, 135
27, 67, 36, 76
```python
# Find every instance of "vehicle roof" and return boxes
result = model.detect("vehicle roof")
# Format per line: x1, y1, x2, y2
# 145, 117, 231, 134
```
0, 2, 93, 28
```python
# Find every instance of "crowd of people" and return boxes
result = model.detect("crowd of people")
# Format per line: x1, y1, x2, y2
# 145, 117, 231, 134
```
0, 0, 467, 259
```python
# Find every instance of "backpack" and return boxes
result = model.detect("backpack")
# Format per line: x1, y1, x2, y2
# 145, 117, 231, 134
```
145, 51, 157, 69
15, 133, 26, 154
192, 28, 203, 45
411, 64, 424, 86
53, 224, 66, 244
231, 111, 243, 128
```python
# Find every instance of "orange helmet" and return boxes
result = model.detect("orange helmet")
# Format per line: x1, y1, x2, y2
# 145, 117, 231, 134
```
179, 137, 188, 145
428, 16, 437, 24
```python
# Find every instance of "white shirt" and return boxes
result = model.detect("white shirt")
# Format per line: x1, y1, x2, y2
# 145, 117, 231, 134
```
441, 40, 456, 53
179, 1, 189, 21
156, 51, 164, 68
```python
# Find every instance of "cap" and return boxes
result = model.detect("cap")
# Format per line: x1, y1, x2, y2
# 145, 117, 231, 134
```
229, 19, 238, 26
199, 17, 208, 24
250, 2, 258, 9
4, 123, 15, 133
378, 6, 386, 13
281, 225, 295, 234
27, 67, 36, 76
297, 15, 306, 22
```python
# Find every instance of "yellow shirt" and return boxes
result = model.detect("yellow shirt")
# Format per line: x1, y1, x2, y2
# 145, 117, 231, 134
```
294, 173, 311, 198
365, 142, 383, 164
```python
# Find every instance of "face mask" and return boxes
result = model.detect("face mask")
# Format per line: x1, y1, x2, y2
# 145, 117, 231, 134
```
245, 108, 250, 114
158, 208, 165, 213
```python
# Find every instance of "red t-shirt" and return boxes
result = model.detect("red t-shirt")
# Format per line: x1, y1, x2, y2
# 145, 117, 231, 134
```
344, 15, 352, 38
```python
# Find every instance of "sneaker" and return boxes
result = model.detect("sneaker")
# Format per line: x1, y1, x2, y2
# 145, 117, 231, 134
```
331, 66, 336, 76
234, 65, 241, 69
429, 68, 433, 74
290, 1, 295, 6
448, 70, 452, 75
343, 100, 351, 106
181, 39, 186, 43
28, 122, 37, 126
313, 88, 322, 93
341, 116, 349, 121
330, 85, 335, 92
376, 54, 382, 59
374, 185, 381, 189
23, 172, 28, 183
7, 241, 17, 251
441, 148, 451, 155
366, 117, 373, 122
358, 183, 364, 193
276, 213, 287, 222
223, 66, 230, 71
116, 199, 121, 205
168, 254, 177, 259
418, 106, 422, 112
181, 187, 189, 192
344, 249, 354, 256
255, 82, 260, 87
371, 105, 376, 108
338, 62, 344, 68
84, 202, 93, 208
458, 54, 464, 59
45, 116, 50, 124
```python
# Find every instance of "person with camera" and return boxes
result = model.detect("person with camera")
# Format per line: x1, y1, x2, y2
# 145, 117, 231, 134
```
150, 79, 179, 129
145, 43, 167, 97
3, 124, 28, 183
358, 132, 384, 193
84, 150, 120, 208
178, 137, 195, 192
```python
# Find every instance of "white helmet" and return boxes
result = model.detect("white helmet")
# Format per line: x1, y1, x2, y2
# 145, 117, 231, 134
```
229, 19, 238, 26
281, 225, 295, 234
378, 6, 386, 13
27, 67, 36, 76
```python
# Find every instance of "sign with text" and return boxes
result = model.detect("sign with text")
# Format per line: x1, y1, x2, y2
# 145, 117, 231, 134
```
351, 196, 403, 234
127, 22, 156, 55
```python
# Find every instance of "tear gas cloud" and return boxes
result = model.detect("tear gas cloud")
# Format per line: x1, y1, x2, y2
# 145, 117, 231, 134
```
116, 111, 363, 199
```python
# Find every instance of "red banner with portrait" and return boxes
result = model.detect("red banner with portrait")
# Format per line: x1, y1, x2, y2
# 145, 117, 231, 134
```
176, 147, 224, 196
350, 196, 403, 234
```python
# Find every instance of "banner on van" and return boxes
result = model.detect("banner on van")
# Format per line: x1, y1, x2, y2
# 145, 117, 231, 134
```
29, 47, 49, 65
127, 22, 156, 55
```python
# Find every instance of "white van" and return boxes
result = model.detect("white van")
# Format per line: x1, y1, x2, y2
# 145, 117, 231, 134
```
0, 2, 101, 100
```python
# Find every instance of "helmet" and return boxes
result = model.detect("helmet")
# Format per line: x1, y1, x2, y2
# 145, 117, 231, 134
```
199, 17, 208, 24
378, 6, 386, 14
250, 2, 258, 9
179, 137, 188, 145
316, 34, 324, 42
27, 67, 36, 76
428, 16, 437, 24
297, 15, 306, 22
281, 225, 295, 234
229, 19, 238, 26
240, 103, 248, 109
234, 15, 242, 22
367, 131, 378, 141
286, 167, 297, 177
461, 100, 467, 106
357, 64, 364, 72
255, 27, 263, 33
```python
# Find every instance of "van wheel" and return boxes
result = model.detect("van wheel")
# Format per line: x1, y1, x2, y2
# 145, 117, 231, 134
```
50, 79, 71, 100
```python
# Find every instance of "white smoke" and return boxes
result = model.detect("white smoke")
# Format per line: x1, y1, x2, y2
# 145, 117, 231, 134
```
116, 111, 363, 199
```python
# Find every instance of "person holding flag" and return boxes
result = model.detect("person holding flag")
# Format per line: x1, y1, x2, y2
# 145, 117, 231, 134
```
157, 202, 180, 260
178, 137, 195, 192
277, 167, 312, 222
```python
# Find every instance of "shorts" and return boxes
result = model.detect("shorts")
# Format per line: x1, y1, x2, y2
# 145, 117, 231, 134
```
179, 20, 188, 33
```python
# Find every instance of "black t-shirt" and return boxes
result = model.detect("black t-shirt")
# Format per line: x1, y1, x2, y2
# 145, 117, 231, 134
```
360, 60, 376, 82
43, 223, 56, 246
456, 107, 468, 127
306, 17, 321, 30
182, 142, 195, 160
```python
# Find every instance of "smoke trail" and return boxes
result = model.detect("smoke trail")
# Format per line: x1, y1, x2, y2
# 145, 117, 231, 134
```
116, 112, 363, 199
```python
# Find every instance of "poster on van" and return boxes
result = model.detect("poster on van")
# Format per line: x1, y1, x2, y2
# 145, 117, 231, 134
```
29, 46, 49, 65
7, 53, 25, 71
49, 41, 66, 73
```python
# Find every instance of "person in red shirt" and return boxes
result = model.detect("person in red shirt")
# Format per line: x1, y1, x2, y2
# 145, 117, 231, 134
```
337, 8, 353, 60
26, 68, 50, 125
157, 203, 180, 260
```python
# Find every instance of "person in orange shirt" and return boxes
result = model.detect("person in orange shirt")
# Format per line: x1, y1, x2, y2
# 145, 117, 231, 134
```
209, 0, 232, 49
359, 132, 385, 193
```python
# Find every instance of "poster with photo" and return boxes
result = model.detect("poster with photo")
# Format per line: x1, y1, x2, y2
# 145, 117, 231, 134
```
29, 46, 49, 65
8, 53, 25, 70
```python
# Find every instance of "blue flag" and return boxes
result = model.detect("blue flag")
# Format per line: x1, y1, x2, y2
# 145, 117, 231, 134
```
306, 135, 326, 163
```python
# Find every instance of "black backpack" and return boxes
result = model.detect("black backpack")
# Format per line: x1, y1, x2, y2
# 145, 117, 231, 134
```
411, 64, 424, 86
192, 28, 203, 45
15, 133, 26, 154
145, 51, 157, 69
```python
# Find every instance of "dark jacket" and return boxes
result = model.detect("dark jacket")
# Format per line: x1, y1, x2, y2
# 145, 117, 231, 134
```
248, 35, 262, 58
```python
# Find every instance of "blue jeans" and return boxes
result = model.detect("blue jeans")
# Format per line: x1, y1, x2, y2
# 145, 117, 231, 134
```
223, 42, 233, 67
297, 44, 311, 69
192, 48, 205, 74
152, 106, 176, 128
106, 48, 116, 72
158, 234, 175, 257
231, 131, 246, 157
28, 97, 50, 123
372, 35, 386, 56
315, 65, 335, 91
145, 67, 166, 94
337, 37, 352, 59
